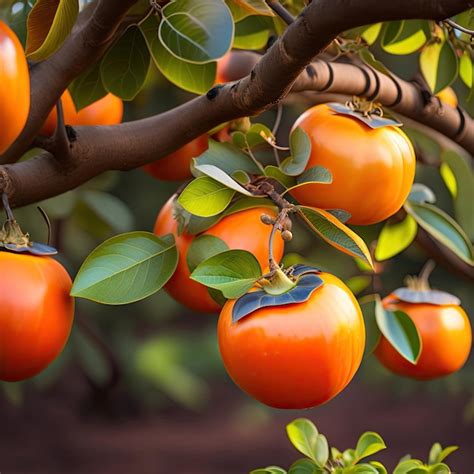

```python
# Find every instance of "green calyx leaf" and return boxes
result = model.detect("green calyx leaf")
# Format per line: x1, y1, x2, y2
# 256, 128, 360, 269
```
375, 296, 422, 364
190, 249, 262, 298
261, 268, 297, 295
71, 232, 178, 304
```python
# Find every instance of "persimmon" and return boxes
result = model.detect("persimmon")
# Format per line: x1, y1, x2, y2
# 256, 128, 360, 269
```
154, 197, 284, 313
143, 135, 209, 181
291, 104, 416, 225
375, 295, 471, 380
0, 21, 30, 154
40, 90, 123, 136
218, 272, 365, 409
436, 87, 458, 108
215, 50, 259, 84
0, 252, 74, 382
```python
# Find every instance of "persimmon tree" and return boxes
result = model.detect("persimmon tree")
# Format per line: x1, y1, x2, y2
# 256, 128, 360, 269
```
0, 0, 473, 434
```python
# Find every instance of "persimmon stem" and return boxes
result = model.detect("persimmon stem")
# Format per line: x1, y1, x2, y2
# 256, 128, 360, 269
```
266, 1, 295, 25
272, 104, 284, 166
2, 193, 14, 221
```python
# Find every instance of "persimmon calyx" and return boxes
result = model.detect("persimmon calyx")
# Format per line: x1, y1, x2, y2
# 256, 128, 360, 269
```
259, 267, 297, 295
0, 219, 30, 249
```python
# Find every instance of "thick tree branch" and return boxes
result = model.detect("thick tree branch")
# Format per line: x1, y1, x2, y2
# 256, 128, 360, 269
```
0, 0, 472, 209
0, 0, 138, 165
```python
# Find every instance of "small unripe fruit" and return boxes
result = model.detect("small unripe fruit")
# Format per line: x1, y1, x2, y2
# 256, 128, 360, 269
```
281, 230, 293, 241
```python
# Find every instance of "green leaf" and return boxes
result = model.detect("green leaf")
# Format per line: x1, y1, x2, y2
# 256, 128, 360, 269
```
404, 201, 474, 265
178, 176, 235, 217
441, 150, 474, 240
428, 443, 442, 465
101, 25, 151, 100
408, 184, 436, 204
440, 163, 457, 198
234, 15, 271, 50
394, 460, 424, 474
420, 38, 458, 94
159, 0, 234, 64
140, 14, 216, 94
370, 461, 388, 474
135, 336, 209, 409
375, 297, 422, 364
346, 276, 371, 296
346, 465, 380, 474
355, 432, 387, 461
428, 464, 450, 474
437, 446, 458, 463
359, 295, 382, 356
193, 164, 253, 195
194, 139, 262, 175
251, 468, 287, 474
71, 232, 178, 304
69, 61, 107, 111
226, 0, 274, 18
314, 435, 329, 468
286, 418, 319, 462
297, 206, 374, 270
282, 166, 332, 194
265, 165, 297, 188
78, 190, 134, 235
288, 459, 323, 474
459, 50, 473, 88
375, 215, 417, 261
281, 128, 311, 176
359, 49, 392, 76
26, 0, 78, 61
190, 249, 262, 298
382, 20, 428, 55
187, 234, 229, 272
361, 23, 382, 45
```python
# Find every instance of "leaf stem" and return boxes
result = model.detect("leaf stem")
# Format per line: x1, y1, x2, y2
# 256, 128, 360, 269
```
244, 138, 266, 174
444, 19, 474, 36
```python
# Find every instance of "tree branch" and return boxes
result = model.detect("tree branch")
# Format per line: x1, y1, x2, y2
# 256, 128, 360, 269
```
0, 0, 472, 209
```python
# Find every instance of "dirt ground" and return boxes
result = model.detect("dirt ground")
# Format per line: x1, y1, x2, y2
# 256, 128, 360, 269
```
1, 375, 473, 474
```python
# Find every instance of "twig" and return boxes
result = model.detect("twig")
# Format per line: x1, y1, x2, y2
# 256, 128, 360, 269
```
444, 18, 474, 36
266, 1, 295, 25
52, 99, 71, 159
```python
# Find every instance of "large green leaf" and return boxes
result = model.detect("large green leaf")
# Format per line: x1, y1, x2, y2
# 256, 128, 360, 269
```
71, 232, 178, 304
359, 295, 382, 356
178, 176, 235, 217
283, 166, 332, 194
286, 419, 319, 461
381, 20, 428, 55
69, 61, 107, 111
194, 139, 262, 175
375, 215, 417, 261
441, 150, 474, 240
404, 201, 473, 265
420, 38, 458, 94
297, 206, 374, 270
375, 297, 422, 364
159, 0, 234, 64
190, 249, 262, 298
186, 234, 228, 272
226, 0, 274, 19
101, 25, 151, 100
26, 0, 78, 61
233, 15, 271, 50
140, 14, 216, 94
361, 23, 382, 45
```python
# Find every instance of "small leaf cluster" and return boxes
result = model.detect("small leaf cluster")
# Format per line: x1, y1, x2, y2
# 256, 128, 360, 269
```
251, 418, 458, 474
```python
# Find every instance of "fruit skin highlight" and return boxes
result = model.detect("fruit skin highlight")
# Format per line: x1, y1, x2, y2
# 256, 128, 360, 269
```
0, 252, 74, 382
218, 272, 365, 409
154, 197, 284, 313
291, 104, 416, 225
0, 21, 30, 154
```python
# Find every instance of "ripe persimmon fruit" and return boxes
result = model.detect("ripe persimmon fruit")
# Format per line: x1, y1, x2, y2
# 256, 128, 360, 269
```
143, 135, 209, 181
375, 295, 472, 380
0, 252, 74, 382
0, 21, 30, 154
218, 272, 365, 408
40, 90, 123, 136
154, 197, 284, 313
291, 104, 416, 225
215, 50, 259, 84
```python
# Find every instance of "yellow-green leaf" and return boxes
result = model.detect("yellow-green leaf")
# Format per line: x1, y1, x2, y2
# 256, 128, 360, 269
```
375, 215, 417, 261
26, 0, 78, 61
459, 50, 473, 88
362, 23, 382, 45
